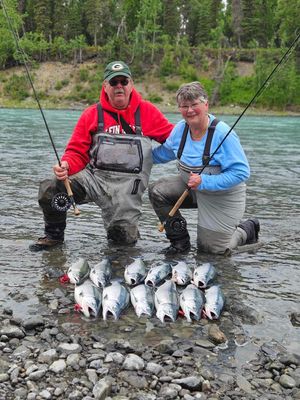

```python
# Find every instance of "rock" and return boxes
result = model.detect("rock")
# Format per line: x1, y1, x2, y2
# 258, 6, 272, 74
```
57, 342, 82, 354
146, 362, 165, 376
0, 373, 9, 383
93, 377, 113, 400
28, 369, 47, 381
66, 353, 81, 369
208, 324, 227, 344
22, 316, 45, 330
171, 376, 203, 391
279, 374, 296, 388
122, 354, 145, 371
159, 383, 180, 399
0, 325, 25, 339
49, 359, 67, 374
195, 339, 216, 349
236, 374, 252, 393
12, 344, 31, 359
39, 389, 52, 399
104, 352, 124, 364
38, 349, 58, 363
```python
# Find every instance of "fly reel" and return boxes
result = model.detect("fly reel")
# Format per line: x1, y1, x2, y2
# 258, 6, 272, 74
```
51, 192, 72, 212
165, 215, 187, 234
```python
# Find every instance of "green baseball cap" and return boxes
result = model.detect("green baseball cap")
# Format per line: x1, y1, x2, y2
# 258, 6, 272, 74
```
104, 61, 132, 81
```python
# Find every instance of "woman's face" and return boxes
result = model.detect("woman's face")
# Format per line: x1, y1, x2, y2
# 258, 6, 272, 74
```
178, 97, 209, 126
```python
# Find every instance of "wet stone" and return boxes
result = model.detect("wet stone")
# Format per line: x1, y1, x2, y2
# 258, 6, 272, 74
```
172, 376, 203, 391
22, 317, 45, 330
122, 354, 145, 371
57, 342, 82, 354
0, 325, 25, 339
279, 374, 296, 388
0, 373, 9, 382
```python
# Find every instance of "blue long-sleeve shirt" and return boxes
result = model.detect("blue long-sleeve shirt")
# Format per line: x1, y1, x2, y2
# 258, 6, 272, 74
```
152, 115, 250, 191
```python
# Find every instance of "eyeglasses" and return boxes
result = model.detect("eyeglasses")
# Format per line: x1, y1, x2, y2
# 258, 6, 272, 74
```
179, 99, 207, 111
109, 78, 129, 87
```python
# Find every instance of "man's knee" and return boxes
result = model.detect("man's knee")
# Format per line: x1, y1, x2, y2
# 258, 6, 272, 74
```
38, 178, 64, 208
107, 224, 139, 244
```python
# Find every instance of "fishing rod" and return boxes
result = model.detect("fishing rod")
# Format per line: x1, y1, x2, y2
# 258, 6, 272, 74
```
159, 31, 300, 232
1, 0, 80, 216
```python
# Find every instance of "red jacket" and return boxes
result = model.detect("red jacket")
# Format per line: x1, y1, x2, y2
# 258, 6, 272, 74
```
61, 87, 174, 175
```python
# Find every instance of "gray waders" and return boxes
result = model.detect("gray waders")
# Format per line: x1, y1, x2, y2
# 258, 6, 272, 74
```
38, 104, 153, 245
148, 119, 248, 255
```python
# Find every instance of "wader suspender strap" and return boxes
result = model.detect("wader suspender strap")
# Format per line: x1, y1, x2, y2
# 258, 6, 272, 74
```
96, 103, 141, 135
177, 118, 219, 165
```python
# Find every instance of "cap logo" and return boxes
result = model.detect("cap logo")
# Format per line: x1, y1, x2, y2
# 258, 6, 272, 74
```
111, 63, 124, 71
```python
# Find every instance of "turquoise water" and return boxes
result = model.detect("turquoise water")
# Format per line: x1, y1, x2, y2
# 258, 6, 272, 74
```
0, 108, 299, 356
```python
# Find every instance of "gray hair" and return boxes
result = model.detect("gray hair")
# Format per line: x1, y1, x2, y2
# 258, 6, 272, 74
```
176, 81, 208, 105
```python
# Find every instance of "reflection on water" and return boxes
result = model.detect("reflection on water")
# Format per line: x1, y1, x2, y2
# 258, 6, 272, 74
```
0, 109, 299, 357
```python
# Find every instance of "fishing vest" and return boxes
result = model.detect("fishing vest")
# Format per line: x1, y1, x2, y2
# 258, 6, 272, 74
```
89, 103, 151, 174
177, 118, 222, 175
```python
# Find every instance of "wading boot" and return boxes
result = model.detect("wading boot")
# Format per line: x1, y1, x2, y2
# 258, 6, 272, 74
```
238, 218, 260, 244
29, 222, 65, 252
29, 237, 64, 252
163, 215, 191, 255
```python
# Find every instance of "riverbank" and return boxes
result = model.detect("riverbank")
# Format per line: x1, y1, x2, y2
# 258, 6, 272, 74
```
1, 297, 300, 400
0, 61, 299, 116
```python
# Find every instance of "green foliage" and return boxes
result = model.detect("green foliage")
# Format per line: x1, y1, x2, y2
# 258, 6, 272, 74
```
78, 68, 89, 82
3, 74, 30, 100
147, 93, 163, 103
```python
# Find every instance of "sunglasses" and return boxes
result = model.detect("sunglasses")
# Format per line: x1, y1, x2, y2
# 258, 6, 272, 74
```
109, 78, 129, 87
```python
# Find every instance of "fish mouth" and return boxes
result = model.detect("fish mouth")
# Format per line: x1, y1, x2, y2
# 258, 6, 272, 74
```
130, 278, 137, 285
197, 280, 205, 288
145, 279, 155, 287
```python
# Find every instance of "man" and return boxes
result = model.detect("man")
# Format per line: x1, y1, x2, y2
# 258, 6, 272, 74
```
29, 61, 173, 251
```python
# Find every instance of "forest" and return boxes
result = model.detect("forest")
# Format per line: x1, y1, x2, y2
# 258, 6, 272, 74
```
0, 0, 299, 110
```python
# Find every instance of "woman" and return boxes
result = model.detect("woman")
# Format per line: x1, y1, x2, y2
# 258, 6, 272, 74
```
148, 81, 259, 255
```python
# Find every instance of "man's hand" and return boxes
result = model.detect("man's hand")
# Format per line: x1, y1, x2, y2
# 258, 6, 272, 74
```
53, 161, 69, 181
188, 172, 202, 190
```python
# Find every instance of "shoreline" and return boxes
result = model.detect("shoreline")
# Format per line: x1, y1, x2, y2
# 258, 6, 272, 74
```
1, 101, 300, 117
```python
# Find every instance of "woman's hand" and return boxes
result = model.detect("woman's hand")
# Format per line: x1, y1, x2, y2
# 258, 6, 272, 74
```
188, 172, 202, 190
53, 161, 69, 181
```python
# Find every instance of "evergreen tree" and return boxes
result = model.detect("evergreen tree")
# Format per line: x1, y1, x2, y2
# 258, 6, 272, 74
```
160, 0, 180, 41
33, 0, 52, 42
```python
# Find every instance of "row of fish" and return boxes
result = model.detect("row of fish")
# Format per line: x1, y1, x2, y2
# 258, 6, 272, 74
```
74, 278, 224, 322
67, 257, 217, 289
67, 257, 225, 322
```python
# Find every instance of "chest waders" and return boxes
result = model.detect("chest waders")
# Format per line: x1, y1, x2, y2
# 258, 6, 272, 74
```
87, 104, 153, 243
162, 119, 246, 254
37, 104, 153, 246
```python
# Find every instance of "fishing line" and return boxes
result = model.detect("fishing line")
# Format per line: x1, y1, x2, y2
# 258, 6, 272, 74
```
159, 31, 300, 229
1, 0, 80, 215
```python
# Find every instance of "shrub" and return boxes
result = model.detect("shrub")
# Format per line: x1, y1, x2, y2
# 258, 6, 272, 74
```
3, 74, 30, 100
147, 93, 163, 103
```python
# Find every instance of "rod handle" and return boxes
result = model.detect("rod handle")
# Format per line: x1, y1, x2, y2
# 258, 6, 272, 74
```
64, 179, 80, 216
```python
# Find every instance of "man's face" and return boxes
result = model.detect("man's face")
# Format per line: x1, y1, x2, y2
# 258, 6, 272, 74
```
104, 75, 134, 109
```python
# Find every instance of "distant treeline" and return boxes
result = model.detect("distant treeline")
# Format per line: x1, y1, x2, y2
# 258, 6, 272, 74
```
0, 0, 299, 109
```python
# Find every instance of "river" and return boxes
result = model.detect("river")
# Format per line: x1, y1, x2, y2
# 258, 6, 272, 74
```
0, 108, 299, 363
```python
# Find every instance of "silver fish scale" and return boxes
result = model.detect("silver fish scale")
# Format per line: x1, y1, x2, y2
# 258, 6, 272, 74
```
74, 279, 102, 318
171, 261, 193, 285
124, 258, 146, 286
102, 282, 130, 320
90, 258, 112, 288
130, 284, 154, 318
204, 285, 225, 320
193, 263, 216, 289
145, 262, 172, 287
179, 284, 204, 322
68, 258, 90, 285
155, 280, 179, 322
